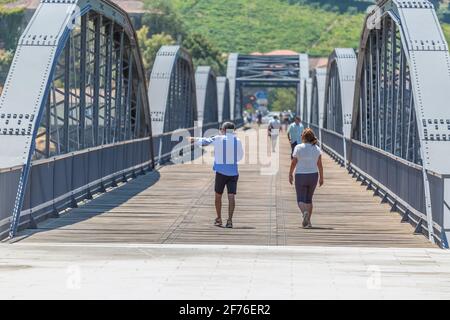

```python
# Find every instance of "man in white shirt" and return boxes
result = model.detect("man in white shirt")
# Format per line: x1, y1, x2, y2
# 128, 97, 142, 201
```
268, 115, 282, 152
190, 122, 244, 228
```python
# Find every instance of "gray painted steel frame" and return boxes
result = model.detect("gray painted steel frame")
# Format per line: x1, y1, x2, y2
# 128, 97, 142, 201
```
217, 77, 231, 124
324, 48, 357, 138
349, 0, 450, 247
226, 53, 309, 124
0, 0, 153, 239
302, 78, 312, 125
148, 45, 197, 136
195, 66, 219, 127
308, 67, 327, 139
322, 48, 357, 166
148, 45, 198, 162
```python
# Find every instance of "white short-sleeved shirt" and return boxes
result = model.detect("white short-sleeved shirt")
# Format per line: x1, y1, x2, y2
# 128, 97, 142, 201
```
269, 119, 281, 135
293, 143, 321, 174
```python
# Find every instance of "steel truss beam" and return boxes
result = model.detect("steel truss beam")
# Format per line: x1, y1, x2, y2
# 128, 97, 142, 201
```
349, 0, 450, 247
217, 77, 231, 124
195, 66, 218, 127
226, 53, 309, 125
0, 0, 152, 238
147, 45, 199, 163
302, 78, 312, 124
309, 67, 327, 137
148, 45, 197, 136
322, 48, 357, 167
324, 49, 357, 138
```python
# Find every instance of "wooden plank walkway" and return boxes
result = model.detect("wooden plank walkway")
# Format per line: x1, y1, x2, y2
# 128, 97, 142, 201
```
18, 128, 435, 248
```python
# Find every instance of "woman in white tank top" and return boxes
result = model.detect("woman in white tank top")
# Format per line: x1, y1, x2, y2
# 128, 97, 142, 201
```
288, 128, 324, 228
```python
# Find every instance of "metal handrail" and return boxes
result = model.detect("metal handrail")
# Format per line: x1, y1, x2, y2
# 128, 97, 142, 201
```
320, 127, 440, 175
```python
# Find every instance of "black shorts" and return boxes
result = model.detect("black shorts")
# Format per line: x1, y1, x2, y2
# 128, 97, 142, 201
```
291, 142, 298, 158
295, 173, 319, 204
215, 173, 239, 195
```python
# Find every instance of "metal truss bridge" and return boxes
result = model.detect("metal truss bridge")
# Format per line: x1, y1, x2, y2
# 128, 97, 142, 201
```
0, 0, 449, 250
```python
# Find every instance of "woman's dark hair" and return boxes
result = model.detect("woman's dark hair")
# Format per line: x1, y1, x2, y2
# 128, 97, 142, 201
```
302, 128, 318, 145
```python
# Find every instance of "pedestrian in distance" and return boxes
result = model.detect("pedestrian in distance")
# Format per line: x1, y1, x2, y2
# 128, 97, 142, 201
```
190, 122, 244, 228
287, 116, 304, 159
289, 128, 324, 228
256, 111, 263, 127
268, 115, 282, 152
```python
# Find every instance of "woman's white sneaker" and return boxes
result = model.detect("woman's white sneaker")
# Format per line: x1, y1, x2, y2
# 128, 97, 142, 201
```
302, 211, 310, 228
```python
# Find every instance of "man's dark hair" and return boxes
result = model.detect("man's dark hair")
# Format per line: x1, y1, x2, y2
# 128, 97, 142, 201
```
295, 116, 301, 121
222, 122, 235, 131
273, 116, 279, 120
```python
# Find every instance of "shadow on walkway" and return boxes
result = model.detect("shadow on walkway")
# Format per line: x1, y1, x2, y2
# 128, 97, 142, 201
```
15, 170, 161, 242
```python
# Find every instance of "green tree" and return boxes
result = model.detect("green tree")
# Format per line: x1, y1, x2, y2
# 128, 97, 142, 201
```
137, 25, 176, 74
0, 6, 24, 50
142, 0, 185, 39
141, 1, 225, 75
183, 32, 225, 74
0, 49, 13, 92
269, 88, 297, 112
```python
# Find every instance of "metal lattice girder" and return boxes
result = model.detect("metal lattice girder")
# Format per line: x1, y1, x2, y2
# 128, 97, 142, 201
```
216, 76, 231, 123
226, 53, 308, 123
302, 78, 312, 124
350, 0, 450, 246
148, 45, 197, 136
324, 48, 357, 138
195, 66, 218, 126
0, 0, 152, 238
235, 54, 304, 84
226, 53, 239, 121
310, 67, 327, 128
298, 54, 310, 116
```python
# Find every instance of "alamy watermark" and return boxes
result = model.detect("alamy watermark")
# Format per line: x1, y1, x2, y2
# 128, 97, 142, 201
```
66, 265, 82, 290
167, 123, 282, 176
366, 265, 382, 290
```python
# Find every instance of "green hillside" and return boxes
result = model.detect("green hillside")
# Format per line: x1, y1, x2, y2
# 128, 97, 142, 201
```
170, 0, 365, 56
169, 0, 450, 56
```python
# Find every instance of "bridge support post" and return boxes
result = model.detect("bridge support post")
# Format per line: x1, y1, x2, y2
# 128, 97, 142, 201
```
70, 198, 78, 209
390, 202, 398, 213
28, 213, 38, 229
49, 208, 59, 219
401, 210, 409, 223
443, 179, 450, 249
414, 219, 423, 235
373, 187, 380, 197
381, 193, 389, 204
86, 189, 93, 200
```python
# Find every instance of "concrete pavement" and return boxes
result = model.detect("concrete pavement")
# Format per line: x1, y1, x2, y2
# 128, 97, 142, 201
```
1, 242, 450, 299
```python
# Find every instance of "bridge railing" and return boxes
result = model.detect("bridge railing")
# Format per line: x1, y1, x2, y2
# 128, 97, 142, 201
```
321, 128, 347, 163
0, 137, 153, 239
0, 167, 21, 239
320, 127, 446, 245
0, 121, 226, 238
